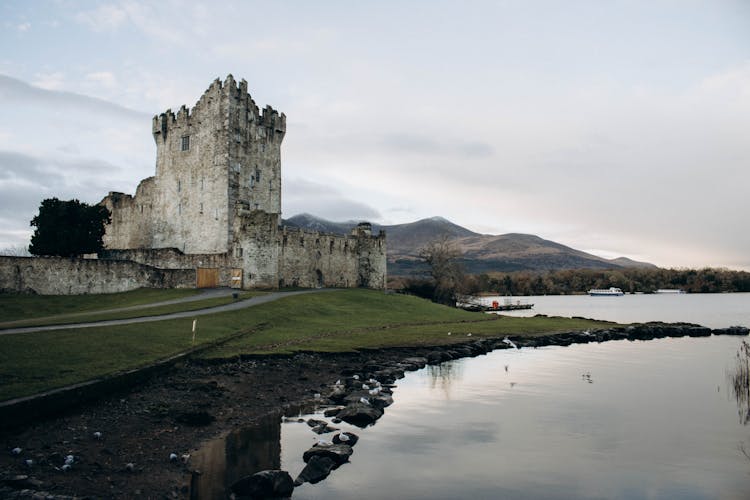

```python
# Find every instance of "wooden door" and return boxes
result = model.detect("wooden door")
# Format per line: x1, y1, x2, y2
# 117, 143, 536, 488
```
230, 268, 243, 289
196, 268, 219, 288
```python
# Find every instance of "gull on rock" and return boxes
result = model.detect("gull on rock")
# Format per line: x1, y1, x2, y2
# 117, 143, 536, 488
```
502, 336, 518, 349
11, 447, 22, 455
359, 397, 371, 405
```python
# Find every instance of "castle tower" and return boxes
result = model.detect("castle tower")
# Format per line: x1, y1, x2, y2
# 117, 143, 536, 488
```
104, 75, 285, 255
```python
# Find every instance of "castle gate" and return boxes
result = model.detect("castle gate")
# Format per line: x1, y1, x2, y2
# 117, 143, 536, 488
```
196, 268, 219, 288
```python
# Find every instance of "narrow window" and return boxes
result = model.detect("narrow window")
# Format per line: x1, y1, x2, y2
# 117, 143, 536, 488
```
236, 247, 243, 257
329, 241, 334, 254
200, 178, 204, 190
181, 135, 190, 151
300, 237, 304, 247
234, 128, 241, 143
178, 203, 182, 215
177, 180, 181, 192
255, 168, 261, 183
199, 203, 203, 214
214, 208, 219, 220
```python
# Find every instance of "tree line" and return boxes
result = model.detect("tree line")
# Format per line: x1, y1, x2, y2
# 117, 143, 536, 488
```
463, 267, 750, 295
400, 238, 750, 304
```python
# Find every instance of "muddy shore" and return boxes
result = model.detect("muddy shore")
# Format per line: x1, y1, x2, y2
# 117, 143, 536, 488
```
1, 323, 747, 499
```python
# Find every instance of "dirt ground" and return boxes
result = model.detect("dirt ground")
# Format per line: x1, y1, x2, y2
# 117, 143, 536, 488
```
0, 348, 433, 499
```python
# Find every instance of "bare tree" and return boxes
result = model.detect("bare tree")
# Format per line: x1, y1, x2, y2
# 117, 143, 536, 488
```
418, 235, 466, 305
0, 244, 30, 257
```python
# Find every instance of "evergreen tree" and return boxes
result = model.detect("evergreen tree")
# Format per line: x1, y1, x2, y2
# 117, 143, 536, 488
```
29, 198, 111, 257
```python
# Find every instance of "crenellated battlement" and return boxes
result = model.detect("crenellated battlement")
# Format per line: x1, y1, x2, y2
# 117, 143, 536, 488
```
151, 74, 285, 144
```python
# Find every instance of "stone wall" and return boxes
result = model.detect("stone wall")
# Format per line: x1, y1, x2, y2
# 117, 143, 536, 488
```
0, 256, 195, 295
277, 225, 386, 289
100, 249, 236, 288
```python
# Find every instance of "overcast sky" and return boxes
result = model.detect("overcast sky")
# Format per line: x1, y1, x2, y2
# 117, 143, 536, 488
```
1, 0, 748, 269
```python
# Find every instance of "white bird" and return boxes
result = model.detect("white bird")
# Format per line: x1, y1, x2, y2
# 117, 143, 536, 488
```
93, 431, 102, 439
313, 393, 322, 399
169, 453, 178, 461
335, 379, 341, 386
502, 336, 518, 349
181, 454, 191, 463
362, 384, 370, 390
359, 397, 371, 405
25, 459, 33, 467
467, 333, 472, 337
338, 433, 350, 442
64, 455, 74, 465
11, 447, 21, 455
61, 464, 72, 471
125, 463, 135, 472
353, 375, 360, 380
448, 332, 452, 336
369, 388, 380, 395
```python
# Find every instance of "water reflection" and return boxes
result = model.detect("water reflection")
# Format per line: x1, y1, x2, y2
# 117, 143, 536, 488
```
728, 339, 750, 425
426, 362, 463, 398
189, 413, 282, 499
188, 337, 750, 499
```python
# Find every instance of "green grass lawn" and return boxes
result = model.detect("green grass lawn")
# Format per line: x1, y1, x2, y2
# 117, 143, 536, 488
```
0, 289, 614, 402
0, 291, 260, 328
0, 288, 201, 323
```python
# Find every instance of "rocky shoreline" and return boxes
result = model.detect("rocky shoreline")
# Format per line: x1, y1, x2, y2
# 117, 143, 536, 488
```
1, 322, 748, 499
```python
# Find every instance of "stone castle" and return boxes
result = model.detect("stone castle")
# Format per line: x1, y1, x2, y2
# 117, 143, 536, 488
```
99, 75, 386, 290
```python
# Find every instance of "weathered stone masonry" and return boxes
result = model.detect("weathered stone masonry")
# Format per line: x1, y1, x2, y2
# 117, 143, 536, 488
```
100, 75, 386, 290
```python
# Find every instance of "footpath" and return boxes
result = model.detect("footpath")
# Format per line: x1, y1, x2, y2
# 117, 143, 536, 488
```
0, 288, 332, 335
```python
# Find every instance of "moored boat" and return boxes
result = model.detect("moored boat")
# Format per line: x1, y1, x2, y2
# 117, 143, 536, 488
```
588, 287, 624, 296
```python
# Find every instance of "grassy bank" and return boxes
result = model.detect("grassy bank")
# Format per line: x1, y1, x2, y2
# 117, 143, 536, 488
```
0, 288, 200, 323
0, 289, 614, 402
0, 291, 259, 329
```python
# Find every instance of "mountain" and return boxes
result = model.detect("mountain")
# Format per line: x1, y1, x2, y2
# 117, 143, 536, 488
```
283, 214, 656, 275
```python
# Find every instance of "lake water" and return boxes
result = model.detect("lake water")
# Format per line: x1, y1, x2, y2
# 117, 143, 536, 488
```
477, 292, 750, 329
190, 294, 750, 499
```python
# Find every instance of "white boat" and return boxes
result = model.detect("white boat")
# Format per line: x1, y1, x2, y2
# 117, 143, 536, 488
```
588, 287, 624, 296
654, 289, 685, 294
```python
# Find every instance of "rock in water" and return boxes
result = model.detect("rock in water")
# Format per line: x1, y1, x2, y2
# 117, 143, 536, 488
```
302, 443, 353, 466
294, 455, 338, 485
230, 470, 294, 498
332, 432, 359, 446
336, 402, 383, 427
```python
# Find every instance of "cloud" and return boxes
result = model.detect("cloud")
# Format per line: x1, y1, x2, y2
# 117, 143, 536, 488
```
74, 3, 131, 33
283, 178, 381, 222
0, 74, 150, 120
17, 22, 30, 32
74, 1, 195, 45
85, 71, 117, 89
31, 71, 65, 91
379, 134, 494, 158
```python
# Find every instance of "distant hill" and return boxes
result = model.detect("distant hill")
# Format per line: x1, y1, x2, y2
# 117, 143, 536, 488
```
283, 214, 656, 275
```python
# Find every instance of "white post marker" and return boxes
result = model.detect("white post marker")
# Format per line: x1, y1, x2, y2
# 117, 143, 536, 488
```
192, 319, 197, 345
